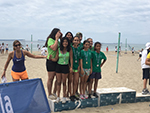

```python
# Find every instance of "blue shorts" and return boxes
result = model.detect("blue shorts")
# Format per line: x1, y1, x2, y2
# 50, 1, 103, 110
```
142, 68, 150, 79
89, 72, 101, 79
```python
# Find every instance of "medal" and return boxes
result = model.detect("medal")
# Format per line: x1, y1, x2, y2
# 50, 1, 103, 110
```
84, 50, 89, 65
96, 51, 100, 67
73, 47, 79, 63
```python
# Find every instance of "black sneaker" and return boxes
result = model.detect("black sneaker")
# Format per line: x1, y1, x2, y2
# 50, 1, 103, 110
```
70, 95, 75, 101
142, 89, 149, 95
74, 95, 79, 100
88, 94, 91, 99
93, 93, 98, 98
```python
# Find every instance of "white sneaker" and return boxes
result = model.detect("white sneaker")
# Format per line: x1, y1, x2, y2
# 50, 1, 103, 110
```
55, 97, 60, 103
53, 93, 57, 99
48, 95, 55, 100
61, 97, 66, 103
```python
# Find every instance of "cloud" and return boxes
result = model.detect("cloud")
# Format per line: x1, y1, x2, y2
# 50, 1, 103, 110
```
0, 0, 150, 43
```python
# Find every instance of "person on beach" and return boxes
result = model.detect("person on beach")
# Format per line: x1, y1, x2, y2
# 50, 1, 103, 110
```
80, 40, 92, 99
37, 44, 41, 51
89, 42, 107, 98
49, 37, 73, 103
41, 46, 47, 56
106, 46, 108, 52
145, 52, 150, 65
69, 36, 81, 101
76, 32, 83, 50
132, 47, 135, 55
87, 38, 94, 51
65, 31, 73, 45
5, 44, 9, 54
1, 40, 46, 81
115, 46, 117, 53
65, 31, 74, 97
137, 49, 143, 61
141, 42, 150, 95
1, 43, 5, 54
25, 44, 30, 51
45, 28, 62, 100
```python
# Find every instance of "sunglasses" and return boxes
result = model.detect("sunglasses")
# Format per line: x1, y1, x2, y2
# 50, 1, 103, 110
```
14, 44, 21, 47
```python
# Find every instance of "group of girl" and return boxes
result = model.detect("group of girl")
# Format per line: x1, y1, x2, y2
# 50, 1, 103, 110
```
45, 28, 107, 103
1, 28, 107, 104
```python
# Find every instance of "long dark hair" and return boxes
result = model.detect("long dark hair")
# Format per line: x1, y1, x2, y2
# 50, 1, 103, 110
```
60, 37, 70, 52
72, 36, 80, 45
45, 28, 60, 47
65, 31, 73, 43
82, 40, 90, 49
94, 42, 101, 51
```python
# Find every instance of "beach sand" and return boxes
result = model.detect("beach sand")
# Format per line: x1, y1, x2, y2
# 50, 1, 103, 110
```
0, 51, 150, 113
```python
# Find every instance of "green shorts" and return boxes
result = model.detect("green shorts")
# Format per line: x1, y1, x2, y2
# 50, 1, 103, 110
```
73, 69, 78, 73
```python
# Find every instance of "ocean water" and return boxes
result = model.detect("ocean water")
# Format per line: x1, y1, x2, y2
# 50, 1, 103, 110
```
0, 40, 145, 52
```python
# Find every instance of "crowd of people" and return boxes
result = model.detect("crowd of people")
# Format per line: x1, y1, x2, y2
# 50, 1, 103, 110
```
44, 28, 107, 103
0, 43, 9, 54
1, 28, 107, 104
1, 28, 150, 104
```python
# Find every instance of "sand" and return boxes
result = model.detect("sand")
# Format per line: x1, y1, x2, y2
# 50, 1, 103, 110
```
0, 50, 150, 113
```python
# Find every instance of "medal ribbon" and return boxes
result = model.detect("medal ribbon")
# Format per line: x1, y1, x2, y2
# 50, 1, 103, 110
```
73, 47, 78, 60
95, 51, 100, 65
84, 50, 88, 62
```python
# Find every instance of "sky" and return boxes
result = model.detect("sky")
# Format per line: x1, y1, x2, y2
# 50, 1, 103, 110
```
0, 0, 150, 44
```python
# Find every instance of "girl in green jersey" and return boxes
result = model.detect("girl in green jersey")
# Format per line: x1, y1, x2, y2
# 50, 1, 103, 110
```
69, 36, 81, 101
45, 28, 62, 100
80, 40, 92, 99
87, 38, 94, 51
89, 42, 107, 98
49, 37, 73, 103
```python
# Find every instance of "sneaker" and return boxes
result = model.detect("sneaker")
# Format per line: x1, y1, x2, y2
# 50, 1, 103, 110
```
85, 90, 89, 95
70, 95, 75, 101
88, 94, 91, 99
48, 95, 55, 100
93, 93, 98, 98
84, 94, 88, 99
74, 95, 79, 100
52, 93, 57, 99
80, 94, 85, 99
142, 89, 149, 95
55, 97, 60, 103
61, 97, 66, 103
75, 92, 80, 98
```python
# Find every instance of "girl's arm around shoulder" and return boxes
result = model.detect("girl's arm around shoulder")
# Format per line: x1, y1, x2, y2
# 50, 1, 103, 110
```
49, 50, 58, 62
23, 50, 46, 59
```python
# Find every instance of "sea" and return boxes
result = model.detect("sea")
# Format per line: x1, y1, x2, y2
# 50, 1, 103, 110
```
0, 39, 146, 52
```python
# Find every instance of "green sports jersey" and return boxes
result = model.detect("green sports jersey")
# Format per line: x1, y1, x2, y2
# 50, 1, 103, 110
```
47, 38, 60, 59
78, 43, 83, 50
92, 51, 107, 72
80, 49, 92, 69
57, 48, 70, 65
89, 46, 94, 51
71, 46, 80, 70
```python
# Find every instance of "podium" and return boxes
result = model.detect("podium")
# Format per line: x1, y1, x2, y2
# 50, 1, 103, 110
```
48, 87, 150, 112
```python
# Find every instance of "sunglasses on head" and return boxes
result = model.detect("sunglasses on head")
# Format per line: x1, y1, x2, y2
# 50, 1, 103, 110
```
14, 44, 21, 47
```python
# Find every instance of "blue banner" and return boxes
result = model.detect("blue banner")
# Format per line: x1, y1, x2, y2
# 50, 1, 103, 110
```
0, 78, 50, 113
